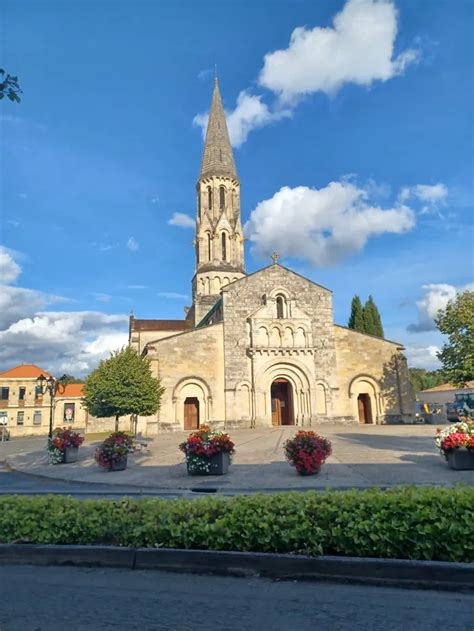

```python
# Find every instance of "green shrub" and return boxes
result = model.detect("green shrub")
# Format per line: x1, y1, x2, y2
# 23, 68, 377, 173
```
0, 486, 472, 562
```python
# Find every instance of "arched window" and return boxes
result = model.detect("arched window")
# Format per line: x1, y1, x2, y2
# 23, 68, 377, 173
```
219, 149, 223, 162
219, 186, 225, 210
276, 295, 285, 319
221, 233, 227, 261
262, 294, 267, 305
207, 187, 212, 211
207, 234, 212, 261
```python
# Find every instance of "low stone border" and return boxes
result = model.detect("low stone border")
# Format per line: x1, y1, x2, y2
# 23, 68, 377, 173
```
0, 545, 472, 591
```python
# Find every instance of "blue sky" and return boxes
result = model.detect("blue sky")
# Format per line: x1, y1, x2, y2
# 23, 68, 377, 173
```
1, 0, 473, 375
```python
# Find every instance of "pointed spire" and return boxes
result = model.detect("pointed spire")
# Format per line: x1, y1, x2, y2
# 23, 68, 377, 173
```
199, 78, 237, 180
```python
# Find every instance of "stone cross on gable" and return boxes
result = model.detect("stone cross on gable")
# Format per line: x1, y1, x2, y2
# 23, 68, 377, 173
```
271, 251, 280, 264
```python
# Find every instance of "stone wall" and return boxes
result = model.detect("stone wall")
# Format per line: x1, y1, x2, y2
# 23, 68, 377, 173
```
334, 325, 415, 423
145, 323, 225, 433
221, 264, 338, 426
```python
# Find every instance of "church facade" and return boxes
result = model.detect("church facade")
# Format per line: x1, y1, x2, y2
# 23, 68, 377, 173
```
129, 80, 415, 434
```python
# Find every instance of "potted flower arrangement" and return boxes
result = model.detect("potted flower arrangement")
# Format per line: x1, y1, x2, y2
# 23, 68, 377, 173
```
284, 430, 332, 476
434, 418, 474, 470
48, 427, 84, 465
95, 431, 135, 471
179, 425, 235, 475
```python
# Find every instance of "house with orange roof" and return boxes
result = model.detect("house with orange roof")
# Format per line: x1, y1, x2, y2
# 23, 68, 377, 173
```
0, 364, 116, 437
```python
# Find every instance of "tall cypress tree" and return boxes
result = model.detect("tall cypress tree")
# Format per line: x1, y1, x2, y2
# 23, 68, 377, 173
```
363, 295, 384, 338
348, 295, 365, 332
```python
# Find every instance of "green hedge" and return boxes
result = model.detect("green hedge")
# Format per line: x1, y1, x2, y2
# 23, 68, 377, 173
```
0, 486, 473, 562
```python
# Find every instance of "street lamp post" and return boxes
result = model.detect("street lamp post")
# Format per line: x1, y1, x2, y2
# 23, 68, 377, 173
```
36, 374, 64, 439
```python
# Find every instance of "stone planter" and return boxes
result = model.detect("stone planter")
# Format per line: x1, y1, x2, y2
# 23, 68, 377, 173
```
446, 449, 474, 470
186, 452, 230, 476
64, 447, 79, 464
108, 455, 128, 471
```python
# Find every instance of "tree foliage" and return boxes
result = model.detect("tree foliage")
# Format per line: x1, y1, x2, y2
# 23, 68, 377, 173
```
82, 347, 164, 431
408, 368, 447, 393
348, 295, 364, 332
348, 294, 384, 338
435, 290, 474, 387
57, 374, 84, 384
0, 69, 22, 103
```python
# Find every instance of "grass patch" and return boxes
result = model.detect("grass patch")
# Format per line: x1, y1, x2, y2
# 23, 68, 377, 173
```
0, 486, 473, 562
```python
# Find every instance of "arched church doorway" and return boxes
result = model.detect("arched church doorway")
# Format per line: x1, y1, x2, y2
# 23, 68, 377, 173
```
271, 379, 294, 426
184, 397, 200, 430
357, 393, 373, 424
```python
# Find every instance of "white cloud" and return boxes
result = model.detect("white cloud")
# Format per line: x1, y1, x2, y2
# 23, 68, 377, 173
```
0, 247, 22, 283
0, 245, 129, 376
404, 345, 441, 371
157, 292, 189, 300
194, 91, 291, 148
399, 183, 448, 215
193, 0, 419, 147
407, 282, 474, 332
91, 292, 112, 303
126, 236, 139, 251
245, 180, 415, 266
0, 311, 128, 377
259, 0, 419, 103
124, 284, 147, 290
168, 212, 195, 228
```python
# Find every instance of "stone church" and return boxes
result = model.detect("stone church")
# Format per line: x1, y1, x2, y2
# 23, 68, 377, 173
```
129, 79, 414, 434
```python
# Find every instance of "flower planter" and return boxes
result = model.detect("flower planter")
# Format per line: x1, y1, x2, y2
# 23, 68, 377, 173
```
446, 449, 474, 470
64, 446, 79, 464
186, 452, 230, 476
106, 455, 128, 471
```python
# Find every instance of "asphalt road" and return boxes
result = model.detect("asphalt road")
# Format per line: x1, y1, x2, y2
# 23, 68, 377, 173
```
0, 566, 472, 631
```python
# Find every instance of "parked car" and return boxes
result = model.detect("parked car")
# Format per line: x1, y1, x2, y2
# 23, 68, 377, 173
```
446, 401, 460, 422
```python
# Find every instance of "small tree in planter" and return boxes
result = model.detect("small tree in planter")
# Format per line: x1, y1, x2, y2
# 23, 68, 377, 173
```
284, 431, 332, 476
82, 347, 165, 433
434, 419, 474, 470
179, 425, 235, 475
95, 431, 135, 471
48, 427, 84, 465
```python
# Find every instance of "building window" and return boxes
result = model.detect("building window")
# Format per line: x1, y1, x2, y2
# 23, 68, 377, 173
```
207, 187, 212, 211
219, 186, 225, 209
276, 295, 285, 319
64, 403, 75, 424
17, 411, 24, 425
1, 387, 9, 401
35, 385, 43, 400
262, 294, 267, 305
221, 233, 227, 261
207, 233, 212, 261
219, 149, 223, 162
19, 387, 26, 401
33, 411, 42, 425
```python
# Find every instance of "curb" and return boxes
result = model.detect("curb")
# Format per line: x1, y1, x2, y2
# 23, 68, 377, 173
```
0, 545, 472, 591
4, 457, 460, 495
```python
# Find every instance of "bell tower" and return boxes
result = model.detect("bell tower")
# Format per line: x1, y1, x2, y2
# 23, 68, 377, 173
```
192, 78, 245, 324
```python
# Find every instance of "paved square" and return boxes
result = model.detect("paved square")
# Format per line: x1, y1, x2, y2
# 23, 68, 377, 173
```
7, 424, 474, 492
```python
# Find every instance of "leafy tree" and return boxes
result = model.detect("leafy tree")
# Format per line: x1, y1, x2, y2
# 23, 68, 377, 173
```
348, 295, 365, 332
408, 368, 447, 393
435, 290, 474, 387
362, 295, 384, 338
0, 69, 22, 103
57, 374, 84, 384
82, 347, 164, 432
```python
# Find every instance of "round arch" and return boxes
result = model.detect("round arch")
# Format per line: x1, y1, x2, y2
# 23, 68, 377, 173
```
348, 374, 380, 425
256, 359, 313, 426
172, 376, 212, 428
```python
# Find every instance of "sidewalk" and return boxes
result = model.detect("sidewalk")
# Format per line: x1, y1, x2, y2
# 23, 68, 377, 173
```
6, 425, 474, 491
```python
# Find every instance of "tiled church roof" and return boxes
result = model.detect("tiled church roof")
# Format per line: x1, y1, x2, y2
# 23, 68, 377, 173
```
132, 319, 192, 332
